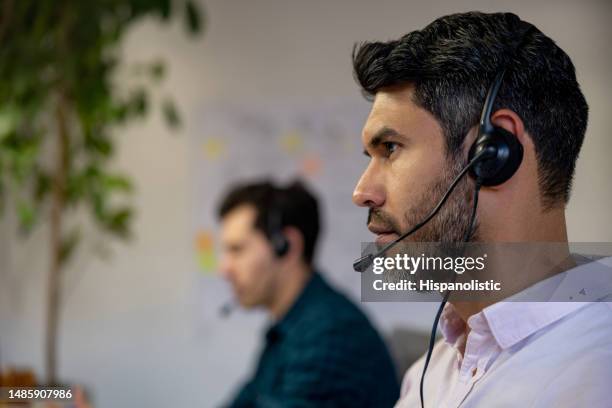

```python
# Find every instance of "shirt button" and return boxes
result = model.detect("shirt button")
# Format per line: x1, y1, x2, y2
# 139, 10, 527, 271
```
471, 367, 477, 377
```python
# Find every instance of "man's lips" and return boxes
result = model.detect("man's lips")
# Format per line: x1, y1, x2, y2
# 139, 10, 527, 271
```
368, 225, 399, 245
375, 232, 399, 245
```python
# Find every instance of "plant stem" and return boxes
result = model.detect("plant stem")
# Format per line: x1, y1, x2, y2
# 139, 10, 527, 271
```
46, 93, 70, 385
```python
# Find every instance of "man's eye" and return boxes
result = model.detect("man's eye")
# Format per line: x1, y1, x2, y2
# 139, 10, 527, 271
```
227, 244, 244, 254
383, 142, 399, 155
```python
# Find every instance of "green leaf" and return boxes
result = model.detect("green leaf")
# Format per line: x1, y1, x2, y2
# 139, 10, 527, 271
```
102, 173, 133, 193
129, 89, 149, 117
66, 171, 88, 205
159, 0, 172, 20
91, 190, 106, 222
84, 131, 114, 158
34, 170, 51, 203
0, 106, 21, 139
185, 1, 201, 34
17, 200, 36, 235
150, 60, 166, 81
162, 98, 181, 129
10, 138, 39, 185
104, 207, 133, 239
59, 229, 81, 266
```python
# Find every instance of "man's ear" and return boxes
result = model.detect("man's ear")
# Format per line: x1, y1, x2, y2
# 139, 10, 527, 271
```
490, 108, 528, 147
281, 226, 304, 263
463, 108, 528, 156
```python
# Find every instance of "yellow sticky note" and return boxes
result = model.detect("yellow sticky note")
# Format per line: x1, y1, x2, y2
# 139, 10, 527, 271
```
203, 138, 226, 160
280, 131, 304, 154
195, 230, 217, 273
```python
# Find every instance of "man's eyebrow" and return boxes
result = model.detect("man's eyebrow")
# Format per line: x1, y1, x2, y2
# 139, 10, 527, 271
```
362, 126, 406, 157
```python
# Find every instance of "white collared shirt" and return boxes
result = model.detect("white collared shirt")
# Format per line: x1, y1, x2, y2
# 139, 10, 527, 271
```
395, 256, 612, 408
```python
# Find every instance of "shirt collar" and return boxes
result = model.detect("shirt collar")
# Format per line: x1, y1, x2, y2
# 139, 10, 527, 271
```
440, 256, 612, 350
439, 300, 586, 351
482, 300, 586, 349
265, 271, 324, 342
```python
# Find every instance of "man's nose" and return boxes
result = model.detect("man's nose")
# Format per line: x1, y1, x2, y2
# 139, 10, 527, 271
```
352, 167, 385, 208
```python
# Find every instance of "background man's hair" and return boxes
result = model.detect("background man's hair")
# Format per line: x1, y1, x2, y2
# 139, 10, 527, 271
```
217, 179, 320, 265
352, 11, 588, 208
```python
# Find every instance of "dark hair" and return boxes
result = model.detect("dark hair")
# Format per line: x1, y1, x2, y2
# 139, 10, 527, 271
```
217, 179, 320, 265
352, 11, 588, 207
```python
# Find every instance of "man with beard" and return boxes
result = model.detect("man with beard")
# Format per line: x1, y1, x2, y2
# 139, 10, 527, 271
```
218, 180, 399, 407
351, 11, 612, 408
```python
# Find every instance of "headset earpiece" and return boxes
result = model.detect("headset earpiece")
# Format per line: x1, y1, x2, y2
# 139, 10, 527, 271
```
271, 232, 290, 257
468, 69, 524, 186
468, 126, 523, 186
268, 209, 290, 258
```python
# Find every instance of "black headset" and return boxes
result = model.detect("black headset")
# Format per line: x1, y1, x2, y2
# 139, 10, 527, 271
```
267, 206, 290, 258
467, 20, 538, 187
467, 68, 524, 186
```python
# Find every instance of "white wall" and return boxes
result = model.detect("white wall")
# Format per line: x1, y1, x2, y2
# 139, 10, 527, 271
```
1, 0, 611, 407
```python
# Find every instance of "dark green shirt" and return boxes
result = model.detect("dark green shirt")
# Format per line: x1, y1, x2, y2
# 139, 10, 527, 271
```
227, 272, 400, 408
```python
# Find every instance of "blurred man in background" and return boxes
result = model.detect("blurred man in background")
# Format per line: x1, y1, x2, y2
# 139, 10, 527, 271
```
217, 180, 399, 407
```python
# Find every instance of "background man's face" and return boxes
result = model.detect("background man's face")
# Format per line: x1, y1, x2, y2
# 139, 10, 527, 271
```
219, 205, 279, 308
353, 84, 475, 244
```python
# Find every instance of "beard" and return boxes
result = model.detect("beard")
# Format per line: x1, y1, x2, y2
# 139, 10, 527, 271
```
367, 157, 479, 284
368, 157, 478, 242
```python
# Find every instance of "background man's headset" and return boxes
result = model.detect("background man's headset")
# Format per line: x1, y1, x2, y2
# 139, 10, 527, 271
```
267, 204, 290, 258
352, 21, 536, 408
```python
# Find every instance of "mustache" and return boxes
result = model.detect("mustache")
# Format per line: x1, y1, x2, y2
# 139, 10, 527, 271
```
367, 208, 402, 234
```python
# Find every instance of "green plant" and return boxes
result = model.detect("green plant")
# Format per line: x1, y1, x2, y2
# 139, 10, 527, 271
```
0, 0, 203, 384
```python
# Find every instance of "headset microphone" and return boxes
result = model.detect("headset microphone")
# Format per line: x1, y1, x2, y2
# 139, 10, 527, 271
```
219, 300, 237, 318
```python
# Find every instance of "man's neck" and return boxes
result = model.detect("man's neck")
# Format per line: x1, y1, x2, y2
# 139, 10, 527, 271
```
451, 208, 571, 327
451, 301, 491, 324
268, 263, 312, 321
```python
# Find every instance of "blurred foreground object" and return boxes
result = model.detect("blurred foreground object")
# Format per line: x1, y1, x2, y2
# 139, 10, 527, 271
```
0, 367, 36, 387
0, 367, 36, 408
